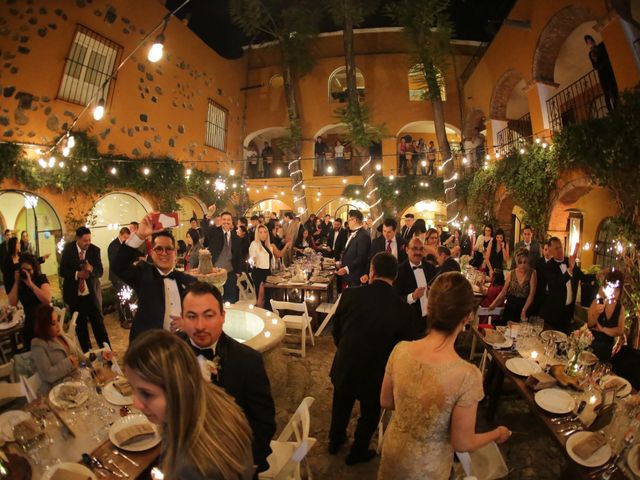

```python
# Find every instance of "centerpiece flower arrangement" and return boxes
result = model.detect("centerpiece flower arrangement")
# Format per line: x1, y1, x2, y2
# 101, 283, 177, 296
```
565, 324, 594, 376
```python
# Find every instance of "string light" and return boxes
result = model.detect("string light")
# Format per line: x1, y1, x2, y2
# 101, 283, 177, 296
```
48, 156, 56, 168
389, 175, 395, 181
342, 178, 347, 184
58, 161, 64, 168
186, 168, 192, 176
143, 167, 150, 176
38, 158, 46, 168
81, 165, 88, 173
276, 168, 282, 175
229, 168, 235, 176
67, 135, 75, 148
62, 146, 70, 157
327, 166, 334, 174
93, 98, 105, 121
375, 164, 381, 171
148, 33, 165, 63
363, 173, 376, 187
110, 167, 117, 175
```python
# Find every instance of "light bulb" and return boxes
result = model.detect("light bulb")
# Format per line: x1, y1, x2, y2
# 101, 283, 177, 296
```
495, 152, 501, 158
38, 158, 46, 168
58, 161, 64, 168
276, 168, 282, 175
48, 156, 56, 168
230, 168, 235, 176
246, 187, 251, 192
93, 99, 105, 120
67, 135, 75, 148
421, 161, 427, 167
111, 167, 117, 175
462, 157, 468, 164
485, 154, 490, 160
206, 180, 211, 185
280, 191, 284, 195
263, 185, 267, 190
301, 185, 306, 189
81, 165, 88, 173
143, 167, 150, 176
535, 138, 541, 144
186, 168, 192, 176
62, 146, 70, 157
327, 166, 334, 174
147, 34, 165, 63
232, 183, 237, 188
389, 175, 395, 181
375, 164, 381, 171
317, 192, 321, 196
520, 148, 525, 154
355, 189, 360, 194
342, 178, 347, 184
394, 190, 399, 194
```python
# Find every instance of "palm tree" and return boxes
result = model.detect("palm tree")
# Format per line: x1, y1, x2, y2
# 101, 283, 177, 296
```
327, 0, 384, 223
388, 0, 457, 219
230, 0, 320, 217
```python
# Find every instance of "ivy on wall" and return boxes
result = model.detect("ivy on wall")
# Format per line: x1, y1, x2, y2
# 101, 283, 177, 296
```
0, 131, 247, 221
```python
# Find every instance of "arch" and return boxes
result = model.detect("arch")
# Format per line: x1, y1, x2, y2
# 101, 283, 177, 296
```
328, 66, 365, 103
244, 127, 290, 148
489, 69, 525, 120
244, 198, 293, 217
312, 123, 348, 140
399, 200, 447, 226
0, 189, 64, 279
493, 184, 516, 229
395, 121, 461, 139
314, 197, 370, 220
551, 174, 595, 206
532, 5, 595, 85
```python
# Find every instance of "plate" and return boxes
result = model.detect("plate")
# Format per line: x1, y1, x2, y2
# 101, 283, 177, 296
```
566, 431, 612, 467
49, 381, 89, 409
600, 375, 632, 398
540, 330, 568, 343
0, 410, 31, 442
103, 380, 133, 406
109, 414, 161, 452
505, 357, 542, 376
627, 444, 640, 477
0, 317, 20, 330
42, 462, 97, 480
486, 336, 513, 349
534, 388, 576, 414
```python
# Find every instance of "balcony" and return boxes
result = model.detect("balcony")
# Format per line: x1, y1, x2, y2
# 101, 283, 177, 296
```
496, 112, 532, 156
546, 70, 608, 132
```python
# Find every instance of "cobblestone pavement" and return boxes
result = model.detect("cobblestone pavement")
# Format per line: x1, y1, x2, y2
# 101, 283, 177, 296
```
105, 314, 568, 479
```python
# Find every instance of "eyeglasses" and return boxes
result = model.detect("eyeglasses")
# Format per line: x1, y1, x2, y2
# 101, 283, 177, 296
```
152, 246, 175, 254
410, 247, 424, 251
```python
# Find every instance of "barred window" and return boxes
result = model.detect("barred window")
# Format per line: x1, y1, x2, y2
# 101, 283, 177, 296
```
58, 26, 121, 106
205, 100, 228, 151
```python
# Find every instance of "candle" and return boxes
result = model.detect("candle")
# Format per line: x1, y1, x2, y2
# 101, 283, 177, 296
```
531, 351, 539, 360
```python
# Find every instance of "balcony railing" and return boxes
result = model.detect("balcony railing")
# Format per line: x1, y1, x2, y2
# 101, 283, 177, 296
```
546, 69, 608, 132
496, 112, 532, 156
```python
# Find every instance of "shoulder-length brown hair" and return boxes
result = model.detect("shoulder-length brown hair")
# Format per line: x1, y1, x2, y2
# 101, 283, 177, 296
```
34, 304, 56, 341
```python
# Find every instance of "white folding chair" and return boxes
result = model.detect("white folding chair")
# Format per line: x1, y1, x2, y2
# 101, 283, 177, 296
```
66, 311, 79, 347
469, 307, 504, 375
314, 293, 342, 337
270, 300, 315, 357
259, 397, 316, 480
0, 359, 14, 382
236, 272, 257, 306
455, 441, 508, 480
54, 307, 66, 323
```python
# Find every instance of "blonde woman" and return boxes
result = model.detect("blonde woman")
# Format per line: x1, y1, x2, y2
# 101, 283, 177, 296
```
124, 330, 254, 480
249, 224, 275, 308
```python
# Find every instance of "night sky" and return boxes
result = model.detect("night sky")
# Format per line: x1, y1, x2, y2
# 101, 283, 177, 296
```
167, 0, 517, 59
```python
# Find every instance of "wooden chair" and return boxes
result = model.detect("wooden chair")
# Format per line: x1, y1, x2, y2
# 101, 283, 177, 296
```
259, 397, 316, 480
270, 300, 314, 357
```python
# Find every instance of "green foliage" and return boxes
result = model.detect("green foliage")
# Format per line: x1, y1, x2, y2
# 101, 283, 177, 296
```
326, 0, 381, 27
467, 164, 500, 226
343, 175, 444, 217
334, 102, 385, 150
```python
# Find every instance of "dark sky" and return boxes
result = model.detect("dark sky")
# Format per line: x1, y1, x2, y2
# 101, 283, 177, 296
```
167, 0, 517, 59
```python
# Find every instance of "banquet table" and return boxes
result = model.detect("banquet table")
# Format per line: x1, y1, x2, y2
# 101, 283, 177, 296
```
473, 326, 635, 479
1, 376, 160, 479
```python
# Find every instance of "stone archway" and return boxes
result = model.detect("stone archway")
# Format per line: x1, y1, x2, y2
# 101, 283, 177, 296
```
489, 69, 525, 121
532, 5, 595, 85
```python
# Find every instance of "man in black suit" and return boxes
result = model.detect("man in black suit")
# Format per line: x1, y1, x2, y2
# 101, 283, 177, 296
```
59, 226, 110, 352
200, 205, 244, 303
510, 225, 541, 269
434, 246, 460, 279
179, 282, 276, 475
329, 253, 419, 465
395, 237, 437, 334
538, 237, 583, 333
112, 216, 196, 341
360, 218, 407, 283
400, 213, 415, 240
337, 210, 371, 287
459, 224, 476, 257
327, 218, 348, 260
107, 226, 131, 328
321, 214, 333, 241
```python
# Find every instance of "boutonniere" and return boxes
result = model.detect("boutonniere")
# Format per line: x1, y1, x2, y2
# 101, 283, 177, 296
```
206, 355, 222, 383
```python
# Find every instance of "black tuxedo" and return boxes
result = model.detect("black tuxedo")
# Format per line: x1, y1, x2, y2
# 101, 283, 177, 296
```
368, 234, 407, 264
395, 259, 437, 333
179, 332, 276, 473
538, 257, 583, 333
329, 281, 419, 454
460, 234, 475, 256
111, 243, 197, 341
435, 256, 461, 278
59, 241, 109, 351
340, 227, 371, 286
400, 224, 415, 240
327, 228, 348, 260
200, 220, 243, 302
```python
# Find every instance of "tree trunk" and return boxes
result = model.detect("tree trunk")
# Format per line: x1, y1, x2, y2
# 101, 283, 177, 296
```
342, 9, 382, 222
282, 61, 308, 217
432, 97, 457, 221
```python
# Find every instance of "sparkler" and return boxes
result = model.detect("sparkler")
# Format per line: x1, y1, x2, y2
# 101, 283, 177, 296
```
603, 280, 620, 304
118, 285, 134, 304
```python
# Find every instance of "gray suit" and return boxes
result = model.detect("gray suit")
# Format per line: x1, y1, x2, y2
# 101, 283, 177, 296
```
31, 335, 83, 392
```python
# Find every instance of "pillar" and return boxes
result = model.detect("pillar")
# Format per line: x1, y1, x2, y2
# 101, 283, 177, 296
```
599, 15, 640, 90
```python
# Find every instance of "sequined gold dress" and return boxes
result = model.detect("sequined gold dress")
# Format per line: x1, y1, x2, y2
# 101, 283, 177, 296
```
378, 341, 484, 480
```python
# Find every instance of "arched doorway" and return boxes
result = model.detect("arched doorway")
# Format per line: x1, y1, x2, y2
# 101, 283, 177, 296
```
244, 198, 293, 218
315, 197, 371, 222
312, 123, 373, 176
243, 127, 290, 179
489, 69, 532, 155
89, 191, 152, 284
0, 190, 63, 280
395, 121, 461, 176
399, 200, 447, 229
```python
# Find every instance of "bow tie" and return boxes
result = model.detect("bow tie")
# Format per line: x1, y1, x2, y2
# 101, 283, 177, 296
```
191, 344, 215, 360
412, 265, 423, 270
159, 271, 176, 280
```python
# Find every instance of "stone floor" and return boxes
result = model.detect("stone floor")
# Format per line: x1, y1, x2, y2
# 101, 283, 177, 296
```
104, 313, 569, 480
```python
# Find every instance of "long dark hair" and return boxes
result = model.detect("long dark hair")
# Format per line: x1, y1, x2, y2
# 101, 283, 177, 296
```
19, 253, 42, 278
7, 237, 18, 256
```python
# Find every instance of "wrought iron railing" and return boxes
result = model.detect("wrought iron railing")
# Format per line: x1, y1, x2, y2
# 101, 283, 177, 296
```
496, 112, 532, 155
546, 70, 608, 132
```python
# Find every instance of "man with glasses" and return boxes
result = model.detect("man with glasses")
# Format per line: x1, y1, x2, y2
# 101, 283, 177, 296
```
395, 237, 436, 335
112, 214, 196, 341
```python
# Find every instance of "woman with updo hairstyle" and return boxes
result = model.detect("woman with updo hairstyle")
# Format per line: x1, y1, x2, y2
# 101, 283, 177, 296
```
378, 272, 511, 479
124, 330, 254, 480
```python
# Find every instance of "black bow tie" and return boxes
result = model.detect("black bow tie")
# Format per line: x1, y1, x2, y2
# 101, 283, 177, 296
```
412, 265, 423, 270
191, 344, 215, 360
159, 271, 176, 280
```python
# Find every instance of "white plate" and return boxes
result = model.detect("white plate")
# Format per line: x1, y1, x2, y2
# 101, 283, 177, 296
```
0, 410, 31, 442
566, 431, 612, 467
42, 462, 97, 480
103, 380, 133, 406
534, 388, 576, 414
600, 375, 632, 398
0, 317, 20, 330
505, 357, 542, 376
540, 330, 568, 343
109, 414, 161, 452
627, 444, 640, 477
487, 337, 513, 349
49, 381, 89, 409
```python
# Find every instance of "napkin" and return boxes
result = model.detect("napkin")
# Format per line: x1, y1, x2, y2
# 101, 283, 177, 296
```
525, 372, 557, 391
573, 433, 607, 460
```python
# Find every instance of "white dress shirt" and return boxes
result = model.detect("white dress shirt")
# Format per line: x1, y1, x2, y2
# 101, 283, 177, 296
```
406, 262, 428, 316
557, 260, 573, 305
249, 242, 272, 269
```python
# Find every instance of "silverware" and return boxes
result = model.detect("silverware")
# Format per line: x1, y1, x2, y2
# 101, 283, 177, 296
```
108, 459, 129, 478
112, 448, 139, 467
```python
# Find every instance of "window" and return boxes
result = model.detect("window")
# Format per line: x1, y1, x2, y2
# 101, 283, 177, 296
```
594, 218, 621, 269
269, 74, 284, 88
408, 64, 446, 101
328, 67, 365, 103
205, 100, 228, 151
58, 26, 121, 106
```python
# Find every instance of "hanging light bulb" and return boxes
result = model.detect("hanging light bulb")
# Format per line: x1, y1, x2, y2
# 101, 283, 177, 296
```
185, 168, 192, 176
62, 146, 70, 157
81, 165, 88, 173
276, 168, 282, 175
342, 178, 347, 184
327, 166, 334, 174
48, 156, 56, 168
229, 168, 235, 176
38, 158, 46, 168
148, 34, 165, 63
58, 161, 65, 168
67, 135, 75, 149
375, 164, 382, 171
93, 98, 105, 120
462, 157, 468, 164
143, 167, 150, 176
110, 166, 117, 175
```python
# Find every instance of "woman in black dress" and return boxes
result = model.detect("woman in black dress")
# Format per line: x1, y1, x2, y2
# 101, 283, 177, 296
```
588, 269, 626, 362
486, 228, 510, 276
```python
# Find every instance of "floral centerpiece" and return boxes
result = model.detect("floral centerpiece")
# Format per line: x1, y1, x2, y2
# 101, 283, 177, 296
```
459, 255, 471, 270
565, 324, 594, 377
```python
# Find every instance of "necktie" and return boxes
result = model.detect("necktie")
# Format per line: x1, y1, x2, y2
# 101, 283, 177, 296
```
412, 265, 422, 270
225, 231, 230, 247
78, 250, 86, 294
193, 345, 215, 360
386, 240, 392, 254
